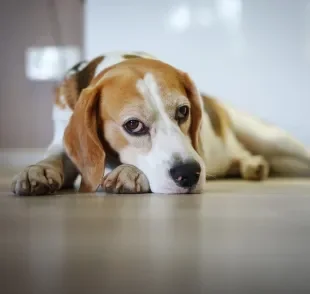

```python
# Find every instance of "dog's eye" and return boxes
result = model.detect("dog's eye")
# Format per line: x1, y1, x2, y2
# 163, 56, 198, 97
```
123, 119, 149, 136
176, 105, 190, 123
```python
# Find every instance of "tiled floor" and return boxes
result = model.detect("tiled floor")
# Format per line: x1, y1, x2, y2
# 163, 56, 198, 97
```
1, 172, 310, 294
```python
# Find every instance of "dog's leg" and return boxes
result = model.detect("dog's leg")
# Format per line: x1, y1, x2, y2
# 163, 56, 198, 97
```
101, 164, 150, 194
226, 131, 270, 181
239, 155, 270, 181
225, 106, 310, 172
11, 147, 78, 196
11, 106, 78, 196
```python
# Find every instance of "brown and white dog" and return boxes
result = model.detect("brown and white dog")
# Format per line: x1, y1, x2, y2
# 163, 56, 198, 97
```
11, 51, 310, 195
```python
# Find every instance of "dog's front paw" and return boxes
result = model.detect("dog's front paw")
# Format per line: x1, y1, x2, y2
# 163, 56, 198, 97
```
241, 156, 270, 181
11, 165, 63, 196
101, 164, 150, 194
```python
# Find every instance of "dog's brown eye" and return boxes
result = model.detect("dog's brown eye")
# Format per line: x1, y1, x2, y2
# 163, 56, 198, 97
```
176, 105, 189, 123
123, 119, 149, 136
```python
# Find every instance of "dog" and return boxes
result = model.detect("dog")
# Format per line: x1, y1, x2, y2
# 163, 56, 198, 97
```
11, 51, 310, 195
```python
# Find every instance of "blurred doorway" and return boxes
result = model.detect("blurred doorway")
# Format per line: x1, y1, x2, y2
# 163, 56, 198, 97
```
0, 0, 84, 149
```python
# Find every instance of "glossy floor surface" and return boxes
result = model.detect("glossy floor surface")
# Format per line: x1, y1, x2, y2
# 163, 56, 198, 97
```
1, 173, 310, 294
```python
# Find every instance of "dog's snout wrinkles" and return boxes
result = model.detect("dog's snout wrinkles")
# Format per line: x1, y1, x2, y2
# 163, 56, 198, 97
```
169, 161, 201, 188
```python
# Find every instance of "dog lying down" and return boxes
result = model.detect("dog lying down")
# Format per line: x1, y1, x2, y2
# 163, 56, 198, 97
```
11, 51, 310, 195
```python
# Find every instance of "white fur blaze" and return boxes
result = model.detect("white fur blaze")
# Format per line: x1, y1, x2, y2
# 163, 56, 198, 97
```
132, 72, 206, 193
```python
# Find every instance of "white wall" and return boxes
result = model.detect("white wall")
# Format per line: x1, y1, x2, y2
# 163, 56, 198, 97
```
85, 0, 310, 144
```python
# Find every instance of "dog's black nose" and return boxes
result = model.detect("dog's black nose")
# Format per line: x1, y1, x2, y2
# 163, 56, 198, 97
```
169, 161, 201, 188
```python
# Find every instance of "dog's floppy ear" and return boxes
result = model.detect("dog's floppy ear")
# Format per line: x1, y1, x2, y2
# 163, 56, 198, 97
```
179, 71, 204, 156
63, 85, 105, 192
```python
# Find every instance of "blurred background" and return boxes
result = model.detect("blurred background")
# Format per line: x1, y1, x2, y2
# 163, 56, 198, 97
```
0, 0, 309, 169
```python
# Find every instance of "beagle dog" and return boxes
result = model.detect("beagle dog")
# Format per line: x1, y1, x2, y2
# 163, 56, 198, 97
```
11, 51, 310, 195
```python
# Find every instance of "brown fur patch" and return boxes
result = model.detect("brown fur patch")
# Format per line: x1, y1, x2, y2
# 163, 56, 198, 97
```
201, 93, 231, 138
123, 54, 143, 59
103, 121, 129, 152
92, 58, 205, 157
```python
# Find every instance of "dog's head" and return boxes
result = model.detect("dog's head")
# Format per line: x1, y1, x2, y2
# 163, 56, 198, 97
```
63, 58, 205, 194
